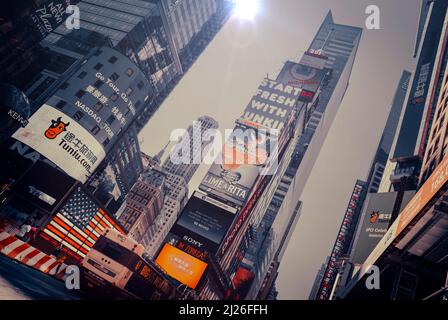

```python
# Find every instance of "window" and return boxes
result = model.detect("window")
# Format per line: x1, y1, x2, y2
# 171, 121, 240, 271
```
91, 125, 100, 135
107, 115, 115, 125
56, 100, 67, 109
108, 56, 118, 64
126, 68, 134, 77
137, 81, 144, 90
110, 73, 119, 81
110, 92, 119, 102
103, 138, 110, 147
430, 160, 436, 173
75, 90, 85, 98
73, 111, 84, 121
135, 101, 141, 109
46, 53, 76, 74
93, 49, 102, 56
95, 102, 104, 112
78, 71, 87, 79
94, 63, 103, 71
59, 82, 69, 90
94, 79, 103, 89
28, 76, 56, 100
126, 87, 133, 96
442, 144, 448, 161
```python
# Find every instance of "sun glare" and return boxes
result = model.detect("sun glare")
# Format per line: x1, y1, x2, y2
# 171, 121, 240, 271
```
233, 0, 260, 21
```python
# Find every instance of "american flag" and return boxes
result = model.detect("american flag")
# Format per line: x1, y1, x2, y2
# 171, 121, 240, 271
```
43, 187, 124, 258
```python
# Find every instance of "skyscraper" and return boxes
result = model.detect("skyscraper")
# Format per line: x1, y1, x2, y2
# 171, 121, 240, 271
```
367, 70, 412, 193
162, 115, 219, 182
385, 0, 448, 191
311, 180, 366, 300
308, 257, 330, 300
5, 45, 151, 212
155, 0, 233, 72
289, 11, 363, 198
1, 0, 233, 222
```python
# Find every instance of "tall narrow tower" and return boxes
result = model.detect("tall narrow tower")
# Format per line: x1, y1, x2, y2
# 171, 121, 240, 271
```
162, 115, 219, 183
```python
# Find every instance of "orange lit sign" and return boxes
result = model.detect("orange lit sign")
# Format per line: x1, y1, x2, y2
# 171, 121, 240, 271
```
155, 243, 208, 289
396, 156, 448, 236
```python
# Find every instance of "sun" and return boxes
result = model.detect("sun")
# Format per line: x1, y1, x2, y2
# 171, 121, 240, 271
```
233, 0, 260, 21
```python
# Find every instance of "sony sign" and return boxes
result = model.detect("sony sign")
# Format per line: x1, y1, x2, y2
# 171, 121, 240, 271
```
182, 235, 203, 248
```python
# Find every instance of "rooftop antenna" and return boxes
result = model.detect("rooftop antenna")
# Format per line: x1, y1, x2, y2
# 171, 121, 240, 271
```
318, 27, 334, 53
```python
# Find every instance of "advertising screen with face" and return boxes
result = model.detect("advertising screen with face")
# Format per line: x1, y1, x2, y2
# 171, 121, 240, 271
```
199, 123, 274, 206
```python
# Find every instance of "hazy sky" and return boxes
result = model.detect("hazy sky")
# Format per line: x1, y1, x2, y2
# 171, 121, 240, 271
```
139, 0, 421, 299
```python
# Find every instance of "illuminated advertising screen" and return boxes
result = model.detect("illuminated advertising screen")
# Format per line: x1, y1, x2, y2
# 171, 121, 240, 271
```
299, 51, 329, 70
171, 191, 238, 254
30, 0, 71, 39
12, 104, 106, 183
199, 122, 275, 206
13, 160, 76, 212
298, 89, 316, 103
155, 243, 208, 290
350, 191, 414, 265
359, 154, 448, 283
43, 47, 151, 152
239, 78, 302, 134
228, 266, 255, 300
41, 185, 124, 259
276, 60, 326, 94
316, 181, 365, 300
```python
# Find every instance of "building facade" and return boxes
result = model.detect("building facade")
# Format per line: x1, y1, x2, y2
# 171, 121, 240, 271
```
312, 180, 366, 300
156, 0, 233, 71
0, 0, 77, 89
145, 171, 189, 258
162, 115, 218, 182
419, 11, 448, 184
386, 0, 448, 191
121, 115, 218, 256
116, 168, 165, 243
